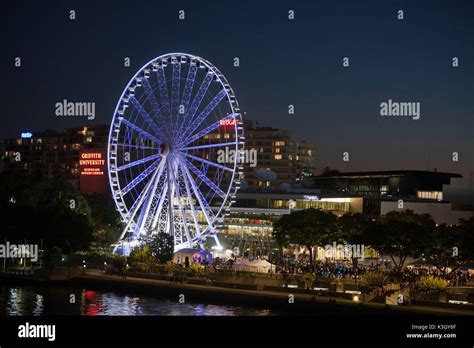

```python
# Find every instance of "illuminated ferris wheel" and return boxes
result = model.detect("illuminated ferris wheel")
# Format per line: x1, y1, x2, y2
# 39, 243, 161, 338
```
107, 53, 244, 255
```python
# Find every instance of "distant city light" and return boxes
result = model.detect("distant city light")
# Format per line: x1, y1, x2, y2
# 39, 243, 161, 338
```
21, 132, 32, 138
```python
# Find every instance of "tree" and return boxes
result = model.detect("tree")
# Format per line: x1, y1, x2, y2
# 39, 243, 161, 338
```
85, 195, 122, 249
147, 232, 174, 264
422, 218, 474, 278
272, 213, 292, 264
336, 213, 369, 283
0, 172, 94, 254
366, 210, 434, 281
273, 208, 337, 272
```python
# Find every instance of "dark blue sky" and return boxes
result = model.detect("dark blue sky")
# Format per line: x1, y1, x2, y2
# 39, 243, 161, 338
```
2, 0, 473, 177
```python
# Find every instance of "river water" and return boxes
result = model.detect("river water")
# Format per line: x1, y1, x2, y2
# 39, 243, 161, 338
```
0, 285, 275, 316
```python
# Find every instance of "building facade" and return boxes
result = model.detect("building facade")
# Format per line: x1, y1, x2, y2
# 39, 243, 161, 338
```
242, 120, 315, 189
1, 125, 108, 190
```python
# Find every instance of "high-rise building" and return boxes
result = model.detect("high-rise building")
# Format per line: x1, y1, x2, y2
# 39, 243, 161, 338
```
242, 120, 315, 189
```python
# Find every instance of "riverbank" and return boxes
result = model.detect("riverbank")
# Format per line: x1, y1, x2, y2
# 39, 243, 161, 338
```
74, 270, 474, 316
2, 270, 473, 316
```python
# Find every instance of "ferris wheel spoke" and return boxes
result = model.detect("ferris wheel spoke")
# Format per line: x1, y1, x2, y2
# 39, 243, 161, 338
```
183, 153, 234, 172
181, 88, 227, 140
121, 118, 160, 145
116, 153, 161, 171
179, 62, 198, 126
171, 59, 181, 134
170, 162, 193, 247
135, 159, 167, 234
118, 161, 164, 240
165, 163, 176, 240
184, 159, 226, 199
181, 141, 237, 151
177, 71, 214, 142
141, 78, 172, 139
150, 180, 169, 230
181, 114, 234, 147
178, 160, 204, 243
120, 158, 161, 195
156, 65, 172, 125
129, 96, 163, 138
181, 159, 216, 225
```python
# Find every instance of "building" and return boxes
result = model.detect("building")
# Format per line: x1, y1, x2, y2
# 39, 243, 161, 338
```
309, 170, 462, 216
1, 125, 108, 190
242, 120, 315, 189
217, 170, 474, 256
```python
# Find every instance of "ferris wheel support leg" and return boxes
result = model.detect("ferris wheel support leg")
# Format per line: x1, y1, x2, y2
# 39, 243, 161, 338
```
213, 234, 222, 249
117, 160, 163, 243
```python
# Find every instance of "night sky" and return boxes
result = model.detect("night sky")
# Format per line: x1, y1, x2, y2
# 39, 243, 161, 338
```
2, 0, 473, 177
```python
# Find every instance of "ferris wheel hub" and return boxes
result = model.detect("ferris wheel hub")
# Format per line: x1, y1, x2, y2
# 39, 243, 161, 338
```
159, 143, 170, 157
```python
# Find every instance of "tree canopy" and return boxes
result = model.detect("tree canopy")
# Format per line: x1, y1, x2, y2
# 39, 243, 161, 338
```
0, 172, 94, 253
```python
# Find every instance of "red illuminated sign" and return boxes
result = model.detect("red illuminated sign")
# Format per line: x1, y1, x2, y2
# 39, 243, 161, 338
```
219, 118, 238, 131
79, 150, 106, 194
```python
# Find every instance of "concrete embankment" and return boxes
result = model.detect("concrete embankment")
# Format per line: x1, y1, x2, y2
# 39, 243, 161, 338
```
70, 271, 474, 316
2, 270, 474, 316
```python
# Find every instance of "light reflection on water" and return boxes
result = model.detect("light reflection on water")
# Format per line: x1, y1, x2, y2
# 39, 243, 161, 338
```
0, 286, 274, 316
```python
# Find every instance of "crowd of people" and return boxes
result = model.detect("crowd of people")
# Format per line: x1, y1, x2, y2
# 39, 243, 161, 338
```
272, 256, 471, 286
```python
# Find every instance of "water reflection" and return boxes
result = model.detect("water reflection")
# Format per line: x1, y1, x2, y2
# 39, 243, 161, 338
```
0, 285, 273, 316
8, 288, 22, 315
32, 294, 44, 316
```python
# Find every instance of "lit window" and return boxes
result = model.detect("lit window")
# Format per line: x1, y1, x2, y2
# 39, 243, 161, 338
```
275, 147, 280, 153
417, 191, 443, 200
274, 154, 282, 160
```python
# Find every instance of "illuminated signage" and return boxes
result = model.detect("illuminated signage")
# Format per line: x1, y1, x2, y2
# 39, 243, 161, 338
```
303, 195, 319, 201
21, 132, 32, 138
80, 152, 105, 175
219, 119, 237, 126
79, 150, 106, 194
219, 118, 238, 130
